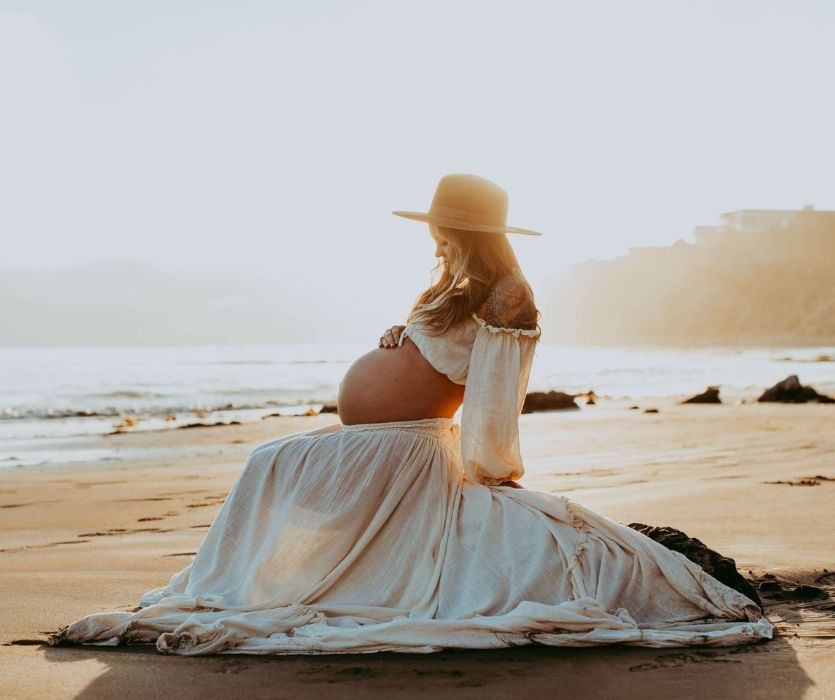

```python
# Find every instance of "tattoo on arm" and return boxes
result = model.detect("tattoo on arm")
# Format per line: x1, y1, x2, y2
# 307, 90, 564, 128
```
483, 278, 537, 329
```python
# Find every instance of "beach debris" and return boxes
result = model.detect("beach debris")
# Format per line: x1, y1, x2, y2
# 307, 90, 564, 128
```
757, 375, 835, 404
164, 414, 177, 421
628, 405, 640, 410
643, 408, 659, 414
762, 475, 834, 486
681, 386, 722, 404
319, 404, 339, 413
744, 570, 835, 639
777, 353, 834, 363
521, 391, 579, 413
764, 479, 819, 486
757, 578, 828, 601
112, 416, 140, 432
628, 522, 762, 608
177, 421, 242, 430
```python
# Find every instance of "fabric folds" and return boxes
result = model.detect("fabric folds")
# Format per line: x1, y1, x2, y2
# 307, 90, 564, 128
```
460, 313, 540, 485
49, 417, 773, 655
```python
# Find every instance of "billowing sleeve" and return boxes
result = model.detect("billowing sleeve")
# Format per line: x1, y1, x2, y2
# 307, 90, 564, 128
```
459, 313, 540, 486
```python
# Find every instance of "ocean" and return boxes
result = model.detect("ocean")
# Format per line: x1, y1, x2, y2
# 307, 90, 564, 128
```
2, 343, 834, 469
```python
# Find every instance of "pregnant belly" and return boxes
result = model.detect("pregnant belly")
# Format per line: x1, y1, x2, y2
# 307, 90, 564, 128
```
336, 338, 466, 425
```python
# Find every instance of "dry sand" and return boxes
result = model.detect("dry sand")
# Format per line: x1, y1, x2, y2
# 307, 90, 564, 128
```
1, 402, 834, 699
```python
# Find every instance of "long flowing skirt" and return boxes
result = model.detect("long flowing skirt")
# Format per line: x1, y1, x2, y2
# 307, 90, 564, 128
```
50, 417, 773, 655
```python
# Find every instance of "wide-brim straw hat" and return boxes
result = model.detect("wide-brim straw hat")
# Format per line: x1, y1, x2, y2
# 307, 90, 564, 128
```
393, 173, 543, 236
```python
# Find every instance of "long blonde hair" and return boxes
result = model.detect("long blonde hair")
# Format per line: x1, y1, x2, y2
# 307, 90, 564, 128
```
406, 224, 540, 335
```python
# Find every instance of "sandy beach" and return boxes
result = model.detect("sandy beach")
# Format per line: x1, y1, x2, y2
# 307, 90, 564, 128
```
2, 402, 834, 699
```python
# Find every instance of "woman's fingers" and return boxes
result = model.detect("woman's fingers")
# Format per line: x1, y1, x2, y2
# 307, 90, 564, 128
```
378, 325, 404, 349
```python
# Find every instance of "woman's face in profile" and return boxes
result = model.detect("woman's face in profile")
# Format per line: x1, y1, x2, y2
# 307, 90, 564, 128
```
429, 224, 449, 260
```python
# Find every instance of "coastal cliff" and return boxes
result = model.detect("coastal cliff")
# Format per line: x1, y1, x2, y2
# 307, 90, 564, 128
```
540, 208, 835, 346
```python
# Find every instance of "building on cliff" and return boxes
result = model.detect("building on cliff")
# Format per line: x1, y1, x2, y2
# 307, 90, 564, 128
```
693, 206, 835, 246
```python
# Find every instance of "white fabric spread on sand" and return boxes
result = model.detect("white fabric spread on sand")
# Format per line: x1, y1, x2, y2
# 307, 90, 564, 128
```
51, 315, 773, 655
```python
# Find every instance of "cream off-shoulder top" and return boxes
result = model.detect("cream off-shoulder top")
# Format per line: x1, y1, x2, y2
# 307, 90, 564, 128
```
397, 312, 541, 486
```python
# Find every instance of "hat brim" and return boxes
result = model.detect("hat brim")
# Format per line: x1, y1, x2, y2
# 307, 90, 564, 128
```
392, 211, 543, 236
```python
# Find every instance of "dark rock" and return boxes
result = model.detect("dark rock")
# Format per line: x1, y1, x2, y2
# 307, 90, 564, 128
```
787, 584, 827, 600
757, 375, 835, 404
682, 386, 722, 404
522, 391, 579, 413
319, 404, 339, 414
628, 522, 762, 609
758, 580, 781, 592
643, 408, 659, 414
628, 405, 640, 410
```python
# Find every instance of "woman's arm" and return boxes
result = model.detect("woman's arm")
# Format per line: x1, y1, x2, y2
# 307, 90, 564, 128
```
477, 274, 538, 331
459, 317, 539, 486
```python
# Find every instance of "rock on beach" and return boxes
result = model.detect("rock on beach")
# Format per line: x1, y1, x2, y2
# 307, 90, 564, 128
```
522, 391, 580, 413
758, 375, 835, 404
682, 386, 722, 404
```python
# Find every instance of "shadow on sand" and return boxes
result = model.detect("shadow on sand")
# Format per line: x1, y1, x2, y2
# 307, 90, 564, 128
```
37, 632, 810, 700
21, 568, 832, 698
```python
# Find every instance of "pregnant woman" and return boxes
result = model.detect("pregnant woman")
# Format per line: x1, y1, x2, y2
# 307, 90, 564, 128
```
50, 174, 773, 655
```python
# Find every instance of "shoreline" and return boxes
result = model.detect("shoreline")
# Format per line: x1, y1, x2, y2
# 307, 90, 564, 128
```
5, 387, 835, 472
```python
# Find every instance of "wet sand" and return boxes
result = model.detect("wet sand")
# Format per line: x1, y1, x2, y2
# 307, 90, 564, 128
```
1, 403, 834, 699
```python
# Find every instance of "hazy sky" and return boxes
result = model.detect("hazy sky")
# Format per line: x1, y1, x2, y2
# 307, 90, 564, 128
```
1, 1, 833, 345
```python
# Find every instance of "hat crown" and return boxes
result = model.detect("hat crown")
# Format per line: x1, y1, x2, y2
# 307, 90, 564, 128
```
430, 174, 509, 228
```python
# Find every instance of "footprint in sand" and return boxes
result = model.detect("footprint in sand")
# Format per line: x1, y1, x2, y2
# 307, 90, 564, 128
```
77, 527, 173, 537
116, 497, 174, 503
186, 495, 227, 509
0, 539, 91, 554
0, 501, 57, 509
73, 480, 128, 489
629, 651, 743, 672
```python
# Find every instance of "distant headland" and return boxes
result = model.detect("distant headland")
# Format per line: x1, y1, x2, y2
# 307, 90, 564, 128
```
541, 207, 835, 346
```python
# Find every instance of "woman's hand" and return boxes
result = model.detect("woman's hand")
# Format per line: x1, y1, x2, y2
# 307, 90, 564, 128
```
378, 325, 406, 349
